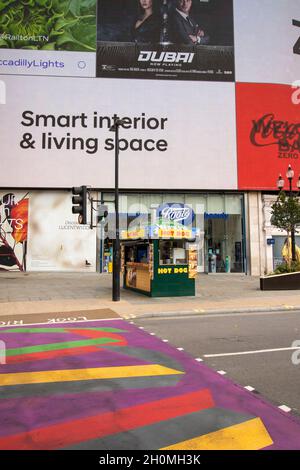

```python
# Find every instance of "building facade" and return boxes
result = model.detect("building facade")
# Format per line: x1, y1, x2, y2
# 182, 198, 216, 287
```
0, 0, 299, 275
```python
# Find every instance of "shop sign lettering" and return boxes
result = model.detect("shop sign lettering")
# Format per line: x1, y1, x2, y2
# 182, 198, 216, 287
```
162, 207, 190, 222
157, 203, 195, 226
204, 212, 229, 220
158, 228, 192, 239
158, 267, 188, 275
138, 51, 195, 64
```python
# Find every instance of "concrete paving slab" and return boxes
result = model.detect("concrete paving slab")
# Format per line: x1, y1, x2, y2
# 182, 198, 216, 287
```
1, 272, 300, 319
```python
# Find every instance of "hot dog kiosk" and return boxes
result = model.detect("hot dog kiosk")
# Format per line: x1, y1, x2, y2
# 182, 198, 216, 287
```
121, 224, 197, 297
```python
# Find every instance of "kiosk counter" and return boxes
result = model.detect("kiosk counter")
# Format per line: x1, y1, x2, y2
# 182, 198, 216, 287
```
121, 238, 197, 297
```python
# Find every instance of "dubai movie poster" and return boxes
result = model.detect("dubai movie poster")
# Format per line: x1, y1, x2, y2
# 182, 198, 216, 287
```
97, 0, 235, 81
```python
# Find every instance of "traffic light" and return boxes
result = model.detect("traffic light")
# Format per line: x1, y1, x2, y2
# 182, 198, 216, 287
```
97, 204, 108, 223
72, 186, 87, 224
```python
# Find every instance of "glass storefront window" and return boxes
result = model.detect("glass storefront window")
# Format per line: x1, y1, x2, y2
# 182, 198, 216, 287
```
101, 192, 245, 274
205, 195, 244, 273
206, 195, 224, 213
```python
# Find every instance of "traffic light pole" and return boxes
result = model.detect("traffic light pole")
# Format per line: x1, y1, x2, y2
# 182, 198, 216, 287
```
113, 123, 120, 302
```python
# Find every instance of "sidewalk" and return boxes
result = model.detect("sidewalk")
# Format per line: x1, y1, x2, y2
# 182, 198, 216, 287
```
1, 272, 300, 319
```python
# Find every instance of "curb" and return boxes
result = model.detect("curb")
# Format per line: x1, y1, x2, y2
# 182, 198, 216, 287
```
129, 305, 300, 320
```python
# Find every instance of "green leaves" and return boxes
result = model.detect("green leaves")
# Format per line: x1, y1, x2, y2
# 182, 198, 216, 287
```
271, 191, 300, 233
272, 261, 300, 275
0, 1, 16, 14
0, 0, 96, 51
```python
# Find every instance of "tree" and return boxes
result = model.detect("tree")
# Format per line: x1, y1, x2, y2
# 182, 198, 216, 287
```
271, 191, 300, 267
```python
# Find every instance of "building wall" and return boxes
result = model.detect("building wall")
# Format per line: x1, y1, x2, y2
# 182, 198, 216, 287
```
246, 193, 262, 276
0, 1, 299, 275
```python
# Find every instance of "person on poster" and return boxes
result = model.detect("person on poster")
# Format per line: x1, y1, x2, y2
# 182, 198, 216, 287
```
170, 0, 209, 45
132, 0, 161, 43
132, 0, 160, 44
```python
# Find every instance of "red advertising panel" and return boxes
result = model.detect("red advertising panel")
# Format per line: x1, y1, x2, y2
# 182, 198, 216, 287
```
236, 83, 300, 190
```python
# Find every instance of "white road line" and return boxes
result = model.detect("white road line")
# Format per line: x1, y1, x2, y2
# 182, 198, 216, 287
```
278, 405, 291, 413
204, 346, 300, 358
147, 309, 300, 321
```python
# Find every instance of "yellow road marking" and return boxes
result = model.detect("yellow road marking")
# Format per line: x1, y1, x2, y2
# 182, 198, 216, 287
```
161, 417, 273, 450
0, 364, 184, 386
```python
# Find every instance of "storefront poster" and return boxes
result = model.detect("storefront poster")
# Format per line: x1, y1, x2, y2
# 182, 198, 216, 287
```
0, 0, 96, 52
234, 0, 300, 85
126, 266, 137, 287
1, 190, 96, 272
188, 245, 198, 278
97, 0, 234, 81
26, 191, 96, 272
0, 191, 29, 271
236, 83, 300, 190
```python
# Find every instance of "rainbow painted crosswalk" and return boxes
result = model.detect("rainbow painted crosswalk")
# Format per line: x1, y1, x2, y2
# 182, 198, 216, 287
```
0, 319, 299, 450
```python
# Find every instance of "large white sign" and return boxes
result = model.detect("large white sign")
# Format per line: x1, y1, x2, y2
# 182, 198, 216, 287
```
234, 0, 300, 85
0, 74, 237, 190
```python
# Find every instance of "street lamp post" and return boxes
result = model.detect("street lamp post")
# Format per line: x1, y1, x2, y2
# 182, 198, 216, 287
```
277, 165, 300, 262
109, 119, 126, 302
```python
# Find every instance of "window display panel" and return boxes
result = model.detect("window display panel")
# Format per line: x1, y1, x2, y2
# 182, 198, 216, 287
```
159, 240, 187, 265
272, 236, 300, 270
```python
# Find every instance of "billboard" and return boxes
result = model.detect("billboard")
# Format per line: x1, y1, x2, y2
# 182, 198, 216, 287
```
234, 0, 300, 85
0, 0, 97, 77
0, 74, 237, 190
97, 0, 235, 81
236, 82, 300, 190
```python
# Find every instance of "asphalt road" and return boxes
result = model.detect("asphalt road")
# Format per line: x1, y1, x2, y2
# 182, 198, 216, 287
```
135, 310, 300, 416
